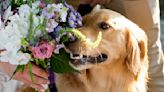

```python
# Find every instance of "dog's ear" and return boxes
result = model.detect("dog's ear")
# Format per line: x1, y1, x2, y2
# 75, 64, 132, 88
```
126, 30, 148, 76
92, 4, 101, 12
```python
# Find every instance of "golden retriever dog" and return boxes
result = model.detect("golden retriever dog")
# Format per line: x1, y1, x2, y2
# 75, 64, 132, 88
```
56, 5, 149, 92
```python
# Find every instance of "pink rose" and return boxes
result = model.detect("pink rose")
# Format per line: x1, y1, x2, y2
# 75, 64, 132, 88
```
31, 41, 55, 59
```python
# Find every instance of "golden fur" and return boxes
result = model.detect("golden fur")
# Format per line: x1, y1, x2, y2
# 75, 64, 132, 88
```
19, 5, 149, 92
56, 5, 149, 92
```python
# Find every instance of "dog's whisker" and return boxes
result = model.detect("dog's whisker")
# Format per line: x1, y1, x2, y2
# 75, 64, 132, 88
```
86, 50, 89, 62
95, 57, 98, 65
94, 49, 103, 61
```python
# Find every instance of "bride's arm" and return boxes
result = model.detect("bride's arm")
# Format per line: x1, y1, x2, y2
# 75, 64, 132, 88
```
0, 62, 49, 92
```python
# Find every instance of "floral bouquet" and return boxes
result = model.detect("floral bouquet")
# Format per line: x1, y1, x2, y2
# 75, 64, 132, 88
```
0, 0, 86, 91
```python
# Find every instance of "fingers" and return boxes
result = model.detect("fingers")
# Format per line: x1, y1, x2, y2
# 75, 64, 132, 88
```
23, 75, 49, 91
13, 64, 50, 91
31, 64, 49, 79
30, 84, 45, 92
22, 79, 45, 92
15, 72, 49, 91
26, 74, 49, 84
25, 65, 49, 84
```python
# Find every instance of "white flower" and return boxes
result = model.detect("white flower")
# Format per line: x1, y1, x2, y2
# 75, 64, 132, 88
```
0, 24, 31, 65
19, 4, 31, 16
0, 21, 1, 29
34, 16, 45, 37
0, 51, 31, 65
60, 9, 68, 22
0, 16, 3, 29
32, 1, 41, 14
46, 19, 58, 33
54, 4, 68, 22
7, 14, 29, 37
0, 0, 12, 12
3, 6, 13, 23
0, 2, 44, 65
33, 15, 40, 27
0, 12, 31, 65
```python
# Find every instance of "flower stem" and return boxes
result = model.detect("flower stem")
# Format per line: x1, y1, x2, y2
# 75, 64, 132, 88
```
28, 12, 35, 45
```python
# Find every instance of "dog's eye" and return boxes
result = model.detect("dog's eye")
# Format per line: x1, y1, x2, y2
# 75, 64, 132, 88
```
98, 22, 111, 30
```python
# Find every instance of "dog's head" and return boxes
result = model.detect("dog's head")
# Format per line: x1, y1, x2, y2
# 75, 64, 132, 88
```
67, 5, 148, 75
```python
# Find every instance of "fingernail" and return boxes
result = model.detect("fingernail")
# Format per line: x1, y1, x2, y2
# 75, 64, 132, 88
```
41, 84, 48, 90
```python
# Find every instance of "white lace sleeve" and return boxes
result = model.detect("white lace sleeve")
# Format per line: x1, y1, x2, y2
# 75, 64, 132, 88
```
0, 71, 23, 92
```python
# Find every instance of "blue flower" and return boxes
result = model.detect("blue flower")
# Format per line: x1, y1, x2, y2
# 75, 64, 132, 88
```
68, 18, 77, 28
69, 12, 77, 21
51, 26, 62, 38
42, 8, 55, 19
68, 11, 83, 28
63, 2, 74, 12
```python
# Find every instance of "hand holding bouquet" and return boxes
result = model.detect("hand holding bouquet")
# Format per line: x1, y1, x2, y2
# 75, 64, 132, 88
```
0, 0, 83, 91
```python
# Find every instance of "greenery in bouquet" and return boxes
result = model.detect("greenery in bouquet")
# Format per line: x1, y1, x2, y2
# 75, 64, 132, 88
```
0, 0, 84, 79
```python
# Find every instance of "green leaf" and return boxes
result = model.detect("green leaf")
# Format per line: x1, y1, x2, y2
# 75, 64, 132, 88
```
11, 0, 27, 7
45, 0, 53, 4
21, 38, 29, 46
40, 18, 50, 40
28, 62, 34, 82
60, 35, 69, 43
35, 59, 39, 65
39, 59, 47, 69
50, 49, 78, 73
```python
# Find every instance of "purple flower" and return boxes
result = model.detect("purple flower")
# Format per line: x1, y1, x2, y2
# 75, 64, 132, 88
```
54, 26, 62, 34
64, 2, 74, 12
68, 18, 77, 28
42, 8, 55, 19
69, 12, 77, 20
51, 26, 62, 39
54, 44, 65, 54
68, 11, 83, 28
46, 19, 58, 33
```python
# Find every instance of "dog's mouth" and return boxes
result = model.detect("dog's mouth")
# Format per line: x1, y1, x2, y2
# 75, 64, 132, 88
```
70, 53, 108, 66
